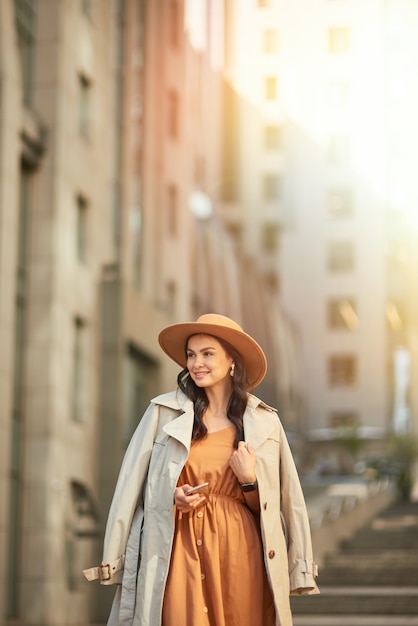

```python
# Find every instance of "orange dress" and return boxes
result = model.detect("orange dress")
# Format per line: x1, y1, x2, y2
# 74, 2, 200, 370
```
162, 426, 275, 626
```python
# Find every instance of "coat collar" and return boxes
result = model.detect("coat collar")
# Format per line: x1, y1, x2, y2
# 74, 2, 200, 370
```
152, 389, 278, 450
244, 394, 278, 450
151, 389, 191, 411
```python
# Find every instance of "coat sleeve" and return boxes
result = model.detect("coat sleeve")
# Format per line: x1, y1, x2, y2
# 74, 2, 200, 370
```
278, 422, 320, 595
83, 402, 160, 585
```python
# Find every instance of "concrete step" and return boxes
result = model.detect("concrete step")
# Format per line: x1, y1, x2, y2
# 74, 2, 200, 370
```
293, 616, 418, 626
325, 549, 416, 564
292, 500, 418, 624
339, 503, 418, 553
341, 534, 418, 550
290, 587, 418, 615
319, 550, 417, 585
318, 568, 416, 586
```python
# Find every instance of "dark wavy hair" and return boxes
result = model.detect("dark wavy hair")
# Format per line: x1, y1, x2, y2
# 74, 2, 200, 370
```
177, 335, 249, 448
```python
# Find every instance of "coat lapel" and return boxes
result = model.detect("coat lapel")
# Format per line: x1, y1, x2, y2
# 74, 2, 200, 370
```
162, 403, 195, 451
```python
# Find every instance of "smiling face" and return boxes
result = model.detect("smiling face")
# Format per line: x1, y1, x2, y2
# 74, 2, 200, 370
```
186, 334, 234, 391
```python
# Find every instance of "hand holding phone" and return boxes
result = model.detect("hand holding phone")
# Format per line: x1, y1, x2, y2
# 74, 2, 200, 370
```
186, 482, 209, 495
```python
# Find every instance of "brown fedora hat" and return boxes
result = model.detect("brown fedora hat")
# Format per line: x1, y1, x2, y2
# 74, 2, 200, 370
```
158, 313, 267, 389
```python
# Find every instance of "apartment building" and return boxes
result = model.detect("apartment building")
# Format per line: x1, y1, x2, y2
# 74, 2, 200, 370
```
225, 0, 418, 467
0, 1, 303, 624
0, 2, 146, 623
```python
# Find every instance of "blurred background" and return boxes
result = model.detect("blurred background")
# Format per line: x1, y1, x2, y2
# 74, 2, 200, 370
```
1, 0, 418, 624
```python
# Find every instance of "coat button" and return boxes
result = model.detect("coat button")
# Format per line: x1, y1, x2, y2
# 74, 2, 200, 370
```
268, 550, 275, 559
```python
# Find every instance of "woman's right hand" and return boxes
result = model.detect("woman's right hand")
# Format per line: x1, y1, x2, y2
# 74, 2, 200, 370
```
174, 485, 206, 512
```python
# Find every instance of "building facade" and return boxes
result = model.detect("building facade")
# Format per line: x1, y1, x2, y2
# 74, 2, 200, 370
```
225, 0, 418, 468
0, 1, 301, 624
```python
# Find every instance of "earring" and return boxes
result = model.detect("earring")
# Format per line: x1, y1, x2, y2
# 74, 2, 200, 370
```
230, 363, 235, 377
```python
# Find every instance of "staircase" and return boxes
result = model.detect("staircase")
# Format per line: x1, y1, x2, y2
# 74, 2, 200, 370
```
291, 499, 418, 626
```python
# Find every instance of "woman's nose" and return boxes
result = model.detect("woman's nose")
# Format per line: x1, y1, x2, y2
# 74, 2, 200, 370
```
194, 355, 204, 367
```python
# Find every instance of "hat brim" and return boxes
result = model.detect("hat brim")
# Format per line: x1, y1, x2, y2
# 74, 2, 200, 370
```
158, 321, 267, 390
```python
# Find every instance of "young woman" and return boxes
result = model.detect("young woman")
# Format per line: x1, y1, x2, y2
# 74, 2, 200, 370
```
84, 314, 319, 626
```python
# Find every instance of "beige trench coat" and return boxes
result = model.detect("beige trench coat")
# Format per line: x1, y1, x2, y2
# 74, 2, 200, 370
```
84, 389, 319, 626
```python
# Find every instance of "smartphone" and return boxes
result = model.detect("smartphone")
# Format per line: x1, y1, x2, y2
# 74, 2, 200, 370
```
186, 482, 209, 495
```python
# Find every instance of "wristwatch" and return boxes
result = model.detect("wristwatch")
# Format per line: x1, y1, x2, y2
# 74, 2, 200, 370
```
239, 480, 258, 492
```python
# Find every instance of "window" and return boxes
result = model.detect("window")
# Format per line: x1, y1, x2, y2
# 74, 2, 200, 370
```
166, 280, 177, 316
329, 412, 359, 429
78, 74, 91, 139
328, 298, 359, 330
14, 0, 37, 105
221, 80, 238, 202
327, 188, 353, 218
72, 317, 87, 422
328, 354, 357, 387
385, 301, 404, 332
386, 242, 407, 271
167, 89, 179, 138
194, 154, 206, 186
261, 222, 280, 253
81, 0, 93, 18
328, 27, 350, 53
262, 174, 281, 201
264, 270, 280, 293
327, 241, 355, 272
66, 481, 98, 590
124, 345, 158, 442
167, 184, 178, 236
129, 201, 143, 290
168, 0, 181, 48
328, 80, 350, 107
76, 194, 88, 262
264, 29, 277, 53
265, 76, 278, 100
328, 135, 349, 163
7, 165, 31, 617
226, 222, 243, 250
264, 125, 281, 150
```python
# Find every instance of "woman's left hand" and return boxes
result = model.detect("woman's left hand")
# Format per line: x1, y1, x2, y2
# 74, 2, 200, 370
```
229, 441, 257, 484
174, 485, 206, 512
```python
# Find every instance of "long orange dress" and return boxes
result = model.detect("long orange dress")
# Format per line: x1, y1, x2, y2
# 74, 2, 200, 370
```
162, 425, 276, 626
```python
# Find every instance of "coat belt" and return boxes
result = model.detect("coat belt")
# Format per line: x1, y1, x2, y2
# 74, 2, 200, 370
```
83, 555, 124, 582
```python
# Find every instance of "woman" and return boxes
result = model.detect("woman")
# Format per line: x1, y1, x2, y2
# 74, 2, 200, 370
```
83, 313, 319, 626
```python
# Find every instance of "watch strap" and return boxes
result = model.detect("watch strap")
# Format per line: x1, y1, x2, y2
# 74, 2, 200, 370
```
239, 480, 258, 492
